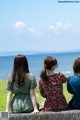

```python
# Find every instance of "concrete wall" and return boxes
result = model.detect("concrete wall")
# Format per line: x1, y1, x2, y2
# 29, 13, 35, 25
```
0, 112, 8, 120
9, 110, 80, 120
1, 110, 80, 120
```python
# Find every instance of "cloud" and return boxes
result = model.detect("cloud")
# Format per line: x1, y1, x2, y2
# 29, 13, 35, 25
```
12, 22, 44, 38
27, 27, 44, 36
48, 22, 80, 35
49, 22, 72, 34
14, 21, 26, 29
28, 28, 36, 33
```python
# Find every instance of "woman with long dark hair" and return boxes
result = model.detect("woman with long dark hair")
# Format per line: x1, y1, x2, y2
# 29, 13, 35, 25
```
39, 56, 68, 111
6, 54, 39, 113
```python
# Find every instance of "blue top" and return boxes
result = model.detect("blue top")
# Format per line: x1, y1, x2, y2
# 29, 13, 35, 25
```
67, 75, 80, 109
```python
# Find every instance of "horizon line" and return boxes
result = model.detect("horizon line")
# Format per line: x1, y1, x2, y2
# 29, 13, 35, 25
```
0, 50, 80, 57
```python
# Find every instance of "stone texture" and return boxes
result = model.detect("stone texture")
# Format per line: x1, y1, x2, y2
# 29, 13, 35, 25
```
0, 112, 8, 120
9, 110, 80, 120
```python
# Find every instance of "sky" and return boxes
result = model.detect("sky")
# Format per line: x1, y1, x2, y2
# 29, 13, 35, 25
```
0, 0, 80, 53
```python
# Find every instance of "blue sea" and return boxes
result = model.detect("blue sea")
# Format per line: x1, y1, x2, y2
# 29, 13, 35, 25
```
0, 52, 80, 82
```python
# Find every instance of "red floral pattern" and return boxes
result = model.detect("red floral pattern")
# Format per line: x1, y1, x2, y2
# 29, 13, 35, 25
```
39, 73, 68, 111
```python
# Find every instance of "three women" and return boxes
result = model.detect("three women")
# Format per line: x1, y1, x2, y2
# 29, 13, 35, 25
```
5, 54, 80, 113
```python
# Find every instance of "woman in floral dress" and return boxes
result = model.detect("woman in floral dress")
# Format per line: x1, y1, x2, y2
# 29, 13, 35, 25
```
39, 56, 68, 111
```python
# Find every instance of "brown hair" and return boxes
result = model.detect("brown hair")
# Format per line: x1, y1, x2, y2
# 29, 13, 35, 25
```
11, 54, 29, 87
40, 56, 58, 82
73, 58, 80, 74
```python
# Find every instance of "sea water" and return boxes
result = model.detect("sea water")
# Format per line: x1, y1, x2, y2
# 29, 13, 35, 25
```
0, 52, 80, 82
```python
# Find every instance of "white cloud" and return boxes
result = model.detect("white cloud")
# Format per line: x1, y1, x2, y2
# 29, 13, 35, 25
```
63, 23, 72, 29
28, 28, 36, 33
27, 27, 44, 36
12, 22, 44, 37
49, 22, 72, 33
14, 21, 26, 29
48, 22, 80, 37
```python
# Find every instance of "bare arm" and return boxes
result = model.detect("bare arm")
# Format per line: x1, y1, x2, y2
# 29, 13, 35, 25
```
30, 89, 39, 114
5, 91, 12, 112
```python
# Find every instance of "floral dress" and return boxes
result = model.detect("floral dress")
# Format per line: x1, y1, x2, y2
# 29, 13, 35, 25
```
39, 73, 68, 111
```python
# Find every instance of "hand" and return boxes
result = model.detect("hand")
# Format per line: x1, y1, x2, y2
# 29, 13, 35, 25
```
31, 109, 39, 114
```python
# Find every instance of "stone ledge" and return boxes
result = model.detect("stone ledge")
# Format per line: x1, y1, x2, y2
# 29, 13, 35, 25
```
1, 111, 80, 120
9, 110, 80, 120
0, 112, 8, 120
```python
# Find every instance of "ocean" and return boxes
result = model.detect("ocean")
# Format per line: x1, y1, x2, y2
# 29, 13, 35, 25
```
0, 52, 80, 83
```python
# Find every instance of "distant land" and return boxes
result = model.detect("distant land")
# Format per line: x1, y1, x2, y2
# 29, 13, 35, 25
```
0, 50, 80, 56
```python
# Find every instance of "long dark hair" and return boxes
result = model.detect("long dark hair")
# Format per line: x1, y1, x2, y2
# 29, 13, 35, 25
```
11, 54, 29, 87
73, 58, 80, 74
40, 56, 58, 82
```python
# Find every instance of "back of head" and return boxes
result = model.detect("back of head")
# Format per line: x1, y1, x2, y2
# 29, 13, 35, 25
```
40, 56, 58, 82
73, 58, 80, 74
13, 54, 29, 73
44, 56, 57, 70
12, 54, 29, 87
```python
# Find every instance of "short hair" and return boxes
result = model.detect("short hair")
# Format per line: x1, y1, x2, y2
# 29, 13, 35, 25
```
73, 58, 80, 74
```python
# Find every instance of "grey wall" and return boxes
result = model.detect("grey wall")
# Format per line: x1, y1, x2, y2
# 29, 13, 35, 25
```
1, 110, 80, 120
9, 110, 80, 120
0, 112, 8, 120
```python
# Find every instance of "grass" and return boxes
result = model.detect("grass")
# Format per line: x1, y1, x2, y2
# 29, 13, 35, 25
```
0, 80, 7, 111
0, 80, 72, 111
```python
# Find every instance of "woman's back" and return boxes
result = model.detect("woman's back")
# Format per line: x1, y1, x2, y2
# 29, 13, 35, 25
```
67, 75, 80, 109
6, 73, 37, 94
6, 55, 39, 113
39, 73, 68, 111
67, 58, 80, 109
